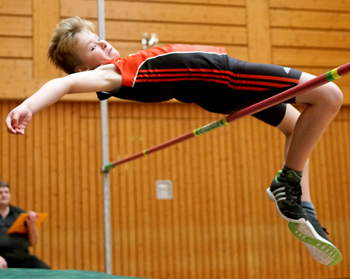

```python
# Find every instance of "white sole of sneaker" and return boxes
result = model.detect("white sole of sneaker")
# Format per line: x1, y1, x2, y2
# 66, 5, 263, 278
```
288, 221, 342, 265
266, 188, 306, 223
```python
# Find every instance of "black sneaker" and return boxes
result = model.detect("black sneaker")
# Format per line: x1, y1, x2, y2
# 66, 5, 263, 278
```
288, 217, 342, 265
266, 170, 307, 223
305, 211, 330, 241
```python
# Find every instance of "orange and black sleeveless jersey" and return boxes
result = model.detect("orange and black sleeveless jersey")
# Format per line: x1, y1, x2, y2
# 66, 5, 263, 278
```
97, 44, 302, 119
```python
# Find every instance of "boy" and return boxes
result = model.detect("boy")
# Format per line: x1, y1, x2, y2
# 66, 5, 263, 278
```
5, 16, 343, 265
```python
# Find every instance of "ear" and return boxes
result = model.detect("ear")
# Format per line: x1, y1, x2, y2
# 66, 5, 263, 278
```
74, 65, 90, 72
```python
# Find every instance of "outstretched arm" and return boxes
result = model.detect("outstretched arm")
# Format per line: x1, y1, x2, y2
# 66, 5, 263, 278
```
6, 78, 72, 135
5, 64, 122, 135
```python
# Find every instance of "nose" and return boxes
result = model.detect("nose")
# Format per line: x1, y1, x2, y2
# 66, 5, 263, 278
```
98, 40, 107, 50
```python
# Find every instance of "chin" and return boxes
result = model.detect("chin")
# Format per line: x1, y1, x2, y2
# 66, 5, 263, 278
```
111, 49, 120, 58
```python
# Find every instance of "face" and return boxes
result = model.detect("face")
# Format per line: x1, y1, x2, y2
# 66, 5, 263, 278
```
0, 187, 10, 206
74, 30, 120, 72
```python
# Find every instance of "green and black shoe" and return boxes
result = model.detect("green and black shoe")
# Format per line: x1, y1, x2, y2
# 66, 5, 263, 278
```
288, 213, 342, 266
266, 170, 307, 223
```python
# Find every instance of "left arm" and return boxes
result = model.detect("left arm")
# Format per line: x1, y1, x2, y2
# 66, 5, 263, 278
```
5, 64, 122, 135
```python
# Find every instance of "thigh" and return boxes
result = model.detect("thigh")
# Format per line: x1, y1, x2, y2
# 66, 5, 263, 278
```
4, 256, 25, 268
227, 59, 302, 113
234, 60, 302, 126
22, 254, 50, 269
252, 103, 288, 127
235, 60, 302, 104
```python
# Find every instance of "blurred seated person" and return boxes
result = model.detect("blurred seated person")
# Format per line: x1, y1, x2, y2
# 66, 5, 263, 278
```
0, 181, 50, 269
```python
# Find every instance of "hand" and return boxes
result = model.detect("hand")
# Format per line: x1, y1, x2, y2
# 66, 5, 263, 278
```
5, 104, 33, 135
0, 256, 7, 269
25, 211, 39, 228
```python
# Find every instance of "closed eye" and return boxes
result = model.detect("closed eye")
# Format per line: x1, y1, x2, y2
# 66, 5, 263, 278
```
91, 36, 101, 51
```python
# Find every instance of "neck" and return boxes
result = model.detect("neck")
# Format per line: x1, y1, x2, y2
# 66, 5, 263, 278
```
0, 204, 10, 218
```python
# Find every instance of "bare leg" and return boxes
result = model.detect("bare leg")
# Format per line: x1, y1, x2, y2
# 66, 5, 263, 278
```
283, 72, 343, 171
275, 104, 311, 202
275, 72, 342, 202
272, 74, 343, 266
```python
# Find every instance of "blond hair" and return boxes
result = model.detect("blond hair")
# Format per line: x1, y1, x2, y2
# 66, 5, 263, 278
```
48, 16, 95, 74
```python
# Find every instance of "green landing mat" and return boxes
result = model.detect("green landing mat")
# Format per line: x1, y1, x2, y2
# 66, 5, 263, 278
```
0, 269, 152, 279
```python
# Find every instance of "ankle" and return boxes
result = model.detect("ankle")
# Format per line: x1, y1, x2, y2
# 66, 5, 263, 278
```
282, 164, 303, 177
301, 201, 317, 216
277, 164, 302, 183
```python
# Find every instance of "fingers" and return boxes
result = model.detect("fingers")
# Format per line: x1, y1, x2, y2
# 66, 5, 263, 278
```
5, 107, 28, 135
5, 112, 17, 134
15, 129, 25, 135
6, 126, 25, 135
28, 211, 38, 218
26, 211, 38, 224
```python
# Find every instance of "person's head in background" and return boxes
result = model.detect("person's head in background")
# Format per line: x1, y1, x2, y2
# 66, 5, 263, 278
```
0, 181, 10, 208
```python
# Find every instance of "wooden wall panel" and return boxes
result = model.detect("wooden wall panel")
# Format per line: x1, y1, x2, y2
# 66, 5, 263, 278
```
0, 38, 32, 58
271, 29, 350, 49
269, 1, 350, 70
0, 1, 32, 84
0, 17, 32, 37
246, 0, 271, 63
0, 14, 33, 77
140, 0, 245, 4
61, 0, 246, 25
270, 10, 350, 30
1, 0, 350, 278
2, 100, 350, 278
101, 21, 246, 45
59, 0, 248, 59
33, 0, 60, 78
0, 60, 33, 79
0, 1, 32, 15
1, 0, 350, 100
269, 0, 350, 101
270, 0, 350, 11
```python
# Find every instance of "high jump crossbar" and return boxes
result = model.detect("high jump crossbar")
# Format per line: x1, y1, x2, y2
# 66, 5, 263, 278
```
101, 62, 350, 173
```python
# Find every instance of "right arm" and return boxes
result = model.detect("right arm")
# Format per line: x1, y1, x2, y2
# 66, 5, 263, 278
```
25, 211, 39, 247
5, 64, 122, 135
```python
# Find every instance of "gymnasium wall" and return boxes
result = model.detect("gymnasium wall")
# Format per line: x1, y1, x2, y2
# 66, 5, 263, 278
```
1, 0, 350, 278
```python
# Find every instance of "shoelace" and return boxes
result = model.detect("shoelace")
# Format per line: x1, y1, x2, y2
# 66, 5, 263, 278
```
286, 183, 302, 205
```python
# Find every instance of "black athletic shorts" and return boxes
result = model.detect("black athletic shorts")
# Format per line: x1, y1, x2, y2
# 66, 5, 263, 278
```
240, 61, 302, 126
199, 58, 303, 127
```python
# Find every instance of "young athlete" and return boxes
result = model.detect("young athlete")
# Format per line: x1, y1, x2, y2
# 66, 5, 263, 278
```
5, 16, 343, 265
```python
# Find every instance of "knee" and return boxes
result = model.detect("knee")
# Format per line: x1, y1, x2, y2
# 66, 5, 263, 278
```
276, 104, 299, 136
321, 82, 343, 112
299, 72, 343, 110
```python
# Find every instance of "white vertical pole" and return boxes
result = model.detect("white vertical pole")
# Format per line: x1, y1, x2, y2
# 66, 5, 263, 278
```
97, 0, 113, 274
